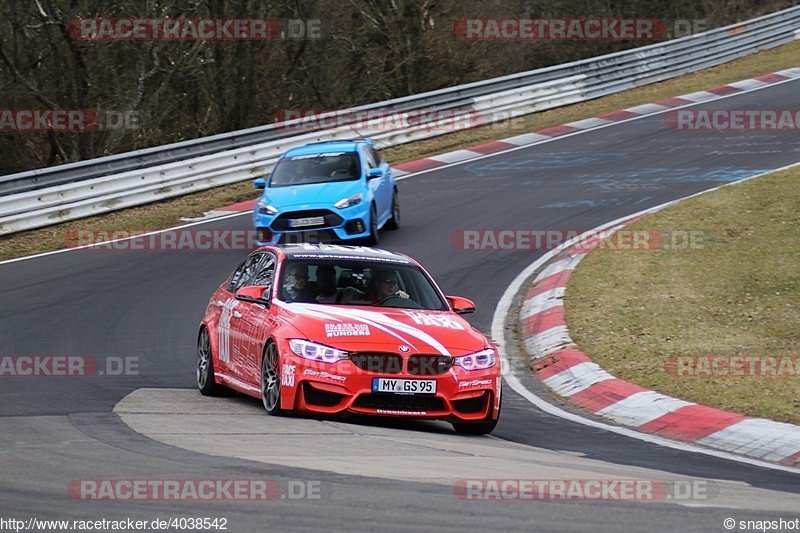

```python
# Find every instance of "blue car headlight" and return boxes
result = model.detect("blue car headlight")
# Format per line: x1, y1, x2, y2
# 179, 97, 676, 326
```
256, 199, 278, 215
453, 349, 496, 371
289, 339, 349, 363
334, 193, 363, 210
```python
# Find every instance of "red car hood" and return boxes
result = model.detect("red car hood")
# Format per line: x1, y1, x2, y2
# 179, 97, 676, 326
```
275, 302, 487, 355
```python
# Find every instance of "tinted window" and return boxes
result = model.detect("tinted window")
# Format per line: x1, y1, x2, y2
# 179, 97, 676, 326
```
278, 259, 447, 310
368, 145, 383, 165
251, 254, 276, 286
227, 253, 264, 291
269, 152, 361, 187
363, 147, 378, 168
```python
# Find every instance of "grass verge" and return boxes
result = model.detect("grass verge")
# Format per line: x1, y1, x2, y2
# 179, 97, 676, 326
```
566, 166, 800, 424
1, 40, 799, 261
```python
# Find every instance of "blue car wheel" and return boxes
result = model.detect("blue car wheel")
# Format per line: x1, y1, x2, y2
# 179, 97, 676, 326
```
385, 188, 400, 231
365, 204, 379, 245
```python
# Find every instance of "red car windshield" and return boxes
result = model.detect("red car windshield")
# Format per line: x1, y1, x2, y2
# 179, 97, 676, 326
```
278, 260, 448, 310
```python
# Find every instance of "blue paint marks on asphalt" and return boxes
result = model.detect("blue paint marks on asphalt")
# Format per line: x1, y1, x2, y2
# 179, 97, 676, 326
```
579, 167, 772, 186
540, 196, 654, 209
537, 167, 771, 208
463, 153, 630, 176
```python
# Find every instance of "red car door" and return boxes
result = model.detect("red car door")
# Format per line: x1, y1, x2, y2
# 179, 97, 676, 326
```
235, 301, 276, 385
215, 294, 240, 374
216, 252, 265, 378
232, 252, 278, 385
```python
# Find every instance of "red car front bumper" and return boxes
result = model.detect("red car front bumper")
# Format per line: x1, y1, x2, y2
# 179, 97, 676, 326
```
277, 339, 501, 422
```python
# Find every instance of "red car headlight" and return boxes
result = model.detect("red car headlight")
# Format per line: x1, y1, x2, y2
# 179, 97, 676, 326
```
289, 339, 349, 363
453, 349, 496, 371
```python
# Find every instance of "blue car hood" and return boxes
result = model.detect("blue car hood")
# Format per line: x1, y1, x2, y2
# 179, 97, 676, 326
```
260, 179, 363, 208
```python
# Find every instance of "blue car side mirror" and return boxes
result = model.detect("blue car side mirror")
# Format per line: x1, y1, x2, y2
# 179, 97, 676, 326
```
367, 168, 383, 179
253, 177, 266, 189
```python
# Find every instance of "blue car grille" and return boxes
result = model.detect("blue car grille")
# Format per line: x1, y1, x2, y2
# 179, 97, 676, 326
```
271, 209, 344, 232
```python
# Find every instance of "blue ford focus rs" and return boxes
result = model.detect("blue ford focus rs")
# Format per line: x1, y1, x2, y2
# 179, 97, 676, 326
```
252, 139, 399, 245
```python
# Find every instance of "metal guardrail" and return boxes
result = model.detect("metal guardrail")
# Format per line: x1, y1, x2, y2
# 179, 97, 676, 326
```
1, 6, 798, 235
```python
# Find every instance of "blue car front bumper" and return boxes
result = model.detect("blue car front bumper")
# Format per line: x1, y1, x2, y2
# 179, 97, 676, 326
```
253, 202, 371, 245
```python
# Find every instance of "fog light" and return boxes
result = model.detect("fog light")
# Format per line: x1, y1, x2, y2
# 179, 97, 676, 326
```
345, 220, 365, 235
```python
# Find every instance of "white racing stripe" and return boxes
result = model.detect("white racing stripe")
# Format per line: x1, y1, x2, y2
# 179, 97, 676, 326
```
288, 303, 457, 354
332, 307, 450, 356
277, 301, 344, 321
288, 303, 419, 351
285, 302, 421, 350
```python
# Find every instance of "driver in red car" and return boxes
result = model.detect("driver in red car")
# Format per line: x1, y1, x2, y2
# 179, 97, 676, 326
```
367, 268, 410, 305
283, 263, 319, 303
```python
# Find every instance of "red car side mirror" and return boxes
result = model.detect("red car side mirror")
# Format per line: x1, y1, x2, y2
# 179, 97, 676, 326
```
446, 295, 475, 314
235, 285, 271, 305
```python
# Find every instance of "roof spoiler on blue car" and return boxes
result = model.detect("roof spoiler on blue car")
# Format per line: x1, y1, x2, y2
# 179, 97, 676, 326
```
304, 138, 373, 147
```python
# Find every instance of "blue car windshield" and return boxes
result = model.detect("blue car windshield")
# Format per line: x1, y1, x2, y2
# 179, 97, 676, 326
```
269, 152, 361, 187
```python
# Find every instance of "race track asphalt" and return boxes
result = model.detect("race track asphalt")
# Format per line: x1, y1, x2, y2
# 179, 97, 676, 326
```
1, 78, 799, 531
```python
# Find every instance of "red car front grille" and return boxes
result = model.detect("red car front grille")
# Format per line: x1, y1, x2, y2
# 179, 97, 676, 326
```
407, 355, 453, 375
349, 352, 403, 374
